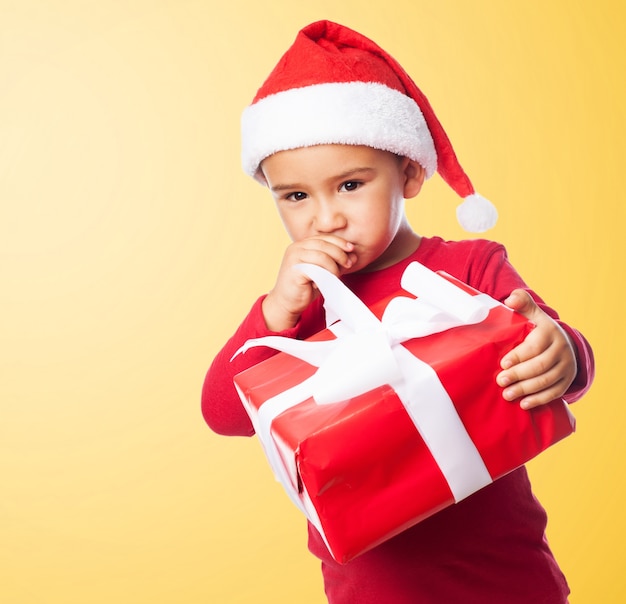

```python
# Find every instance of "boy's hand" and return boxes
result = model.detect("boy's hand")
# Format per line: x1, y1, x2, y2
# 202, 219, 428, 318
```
497, 289, 578, 410
262, 235, 357, 331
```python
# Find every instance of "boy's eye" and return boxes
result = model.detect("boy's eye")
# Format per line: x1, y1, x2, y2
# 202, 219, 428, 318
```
340, 181, 361, 192
286, 191, 308, 202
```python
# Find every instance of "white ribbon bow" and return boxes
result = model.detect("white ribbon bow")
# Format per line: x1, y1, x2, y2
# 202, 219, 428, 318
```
235, 262, 493, 403
233, 262, 500, 532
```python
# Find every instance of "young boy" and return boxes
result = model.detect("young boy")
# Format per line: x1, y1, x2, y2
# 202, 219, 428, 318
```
202, 20, 594, 603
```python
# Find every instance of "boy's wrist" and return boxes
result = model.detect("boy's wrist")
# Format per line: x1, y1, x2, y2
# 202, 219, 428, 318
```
262, 293, 301, 332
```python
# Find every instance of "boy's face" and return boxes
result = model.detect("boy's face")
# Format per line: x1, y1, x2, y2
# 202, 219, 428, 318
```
260, 144, 424, 274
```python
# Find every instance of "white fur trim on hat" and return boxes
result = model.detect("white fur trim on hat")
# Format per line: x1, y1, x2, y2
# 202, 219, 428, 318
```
241, 81, 437, 181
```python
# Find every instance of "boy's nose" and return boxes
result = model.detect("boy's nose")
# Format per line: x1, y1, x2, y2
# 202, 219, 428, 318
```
314, 200, 347, 233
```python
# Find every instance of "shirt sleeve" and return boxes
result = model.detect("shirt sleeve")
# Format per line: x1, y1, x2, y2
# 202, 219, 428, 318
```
468, 241, 594, 403
200, 296, 288, 436
201, 295, 325, 436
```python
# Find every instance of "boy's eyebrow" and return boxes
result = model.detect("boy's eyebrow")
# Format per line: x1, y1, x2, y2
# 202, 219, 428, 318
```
270, 167, 375, 192
334, 166, 375, 180
270, 182, 305, 192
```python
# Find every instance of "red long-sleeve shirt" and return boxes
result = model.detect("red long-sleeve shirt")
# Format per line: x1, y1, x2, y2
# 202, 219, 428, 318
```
202, 236, 594, 604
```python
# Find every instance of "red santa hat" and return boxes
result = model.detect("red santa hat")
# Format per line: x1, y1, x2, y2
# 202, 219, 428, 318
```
241, 20, 498, 233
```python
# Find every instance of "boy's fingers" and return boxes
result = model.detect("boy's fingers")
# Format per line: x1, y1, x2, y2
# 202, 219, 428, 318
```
500, 330, 547, 370
295, 237, 356, 270
499, 358, 560, 399
292, 247, 353, 275
517, 380, 569, 409
503, 289, 540, 320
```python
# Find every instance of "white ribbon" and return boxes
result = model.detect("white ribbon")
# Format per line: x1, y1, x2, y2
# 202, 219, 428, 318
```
233, 262, 501, 533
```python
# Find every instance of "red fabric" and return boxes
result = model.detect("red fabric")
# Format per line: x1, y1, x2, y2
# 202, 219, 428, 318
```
252, 21, 408, 102
201, 236, 594, 603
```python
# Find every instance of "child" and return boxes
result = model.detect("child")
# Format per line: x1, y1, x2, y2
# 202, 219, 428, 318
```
202, 20, 594, 604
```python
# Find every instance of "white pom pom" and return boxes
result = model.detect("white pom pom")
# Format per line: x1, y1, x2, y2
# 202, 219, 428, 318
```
456, 193, 498, 232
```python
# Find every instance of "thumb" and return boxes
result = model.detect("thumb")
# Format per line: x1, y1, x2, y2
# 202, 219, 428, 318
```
503, 289, 539, 320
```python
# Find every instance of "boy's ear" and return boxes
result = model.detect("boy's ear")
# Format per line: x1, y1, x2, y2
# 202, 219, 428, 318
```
402, 158, 426, 199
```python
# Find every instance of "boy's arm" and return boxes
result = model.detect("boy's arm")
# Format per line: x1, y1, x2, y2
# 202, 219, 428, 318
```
556, 322, 594, 402
204, 236, 354, 436
468, 241, 594, 409
201, 296, 324, 436
201, 296, 296, 436
497, 290, 593, 409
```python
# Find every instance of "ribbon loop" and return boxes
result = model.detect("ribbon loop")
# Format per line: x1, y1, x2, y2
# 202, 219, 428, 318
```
310, 329, 402, 405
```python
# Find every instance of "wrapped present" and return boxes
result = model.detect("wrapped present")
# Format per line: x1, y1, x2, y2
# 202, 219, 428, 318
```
233, 262, 575, 564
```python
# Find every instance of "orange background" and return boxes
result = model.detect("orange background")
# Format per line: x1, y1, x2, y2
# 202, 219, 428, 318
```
1, 2, 623, 602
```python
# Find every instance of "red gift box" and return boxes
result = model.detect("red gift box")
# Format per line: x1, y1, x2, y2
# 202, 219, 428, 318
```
233, 262, 575, 564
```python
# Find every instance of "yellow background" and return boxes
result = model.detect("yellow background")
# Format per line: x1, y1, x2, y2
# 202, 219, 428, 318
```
1, 1, 623, 602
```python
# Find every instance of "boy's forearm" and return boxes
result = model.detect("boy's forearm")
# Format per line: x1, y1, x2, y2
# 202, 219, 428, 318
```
201, 295, 303, 436
201, 296, 271, 436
